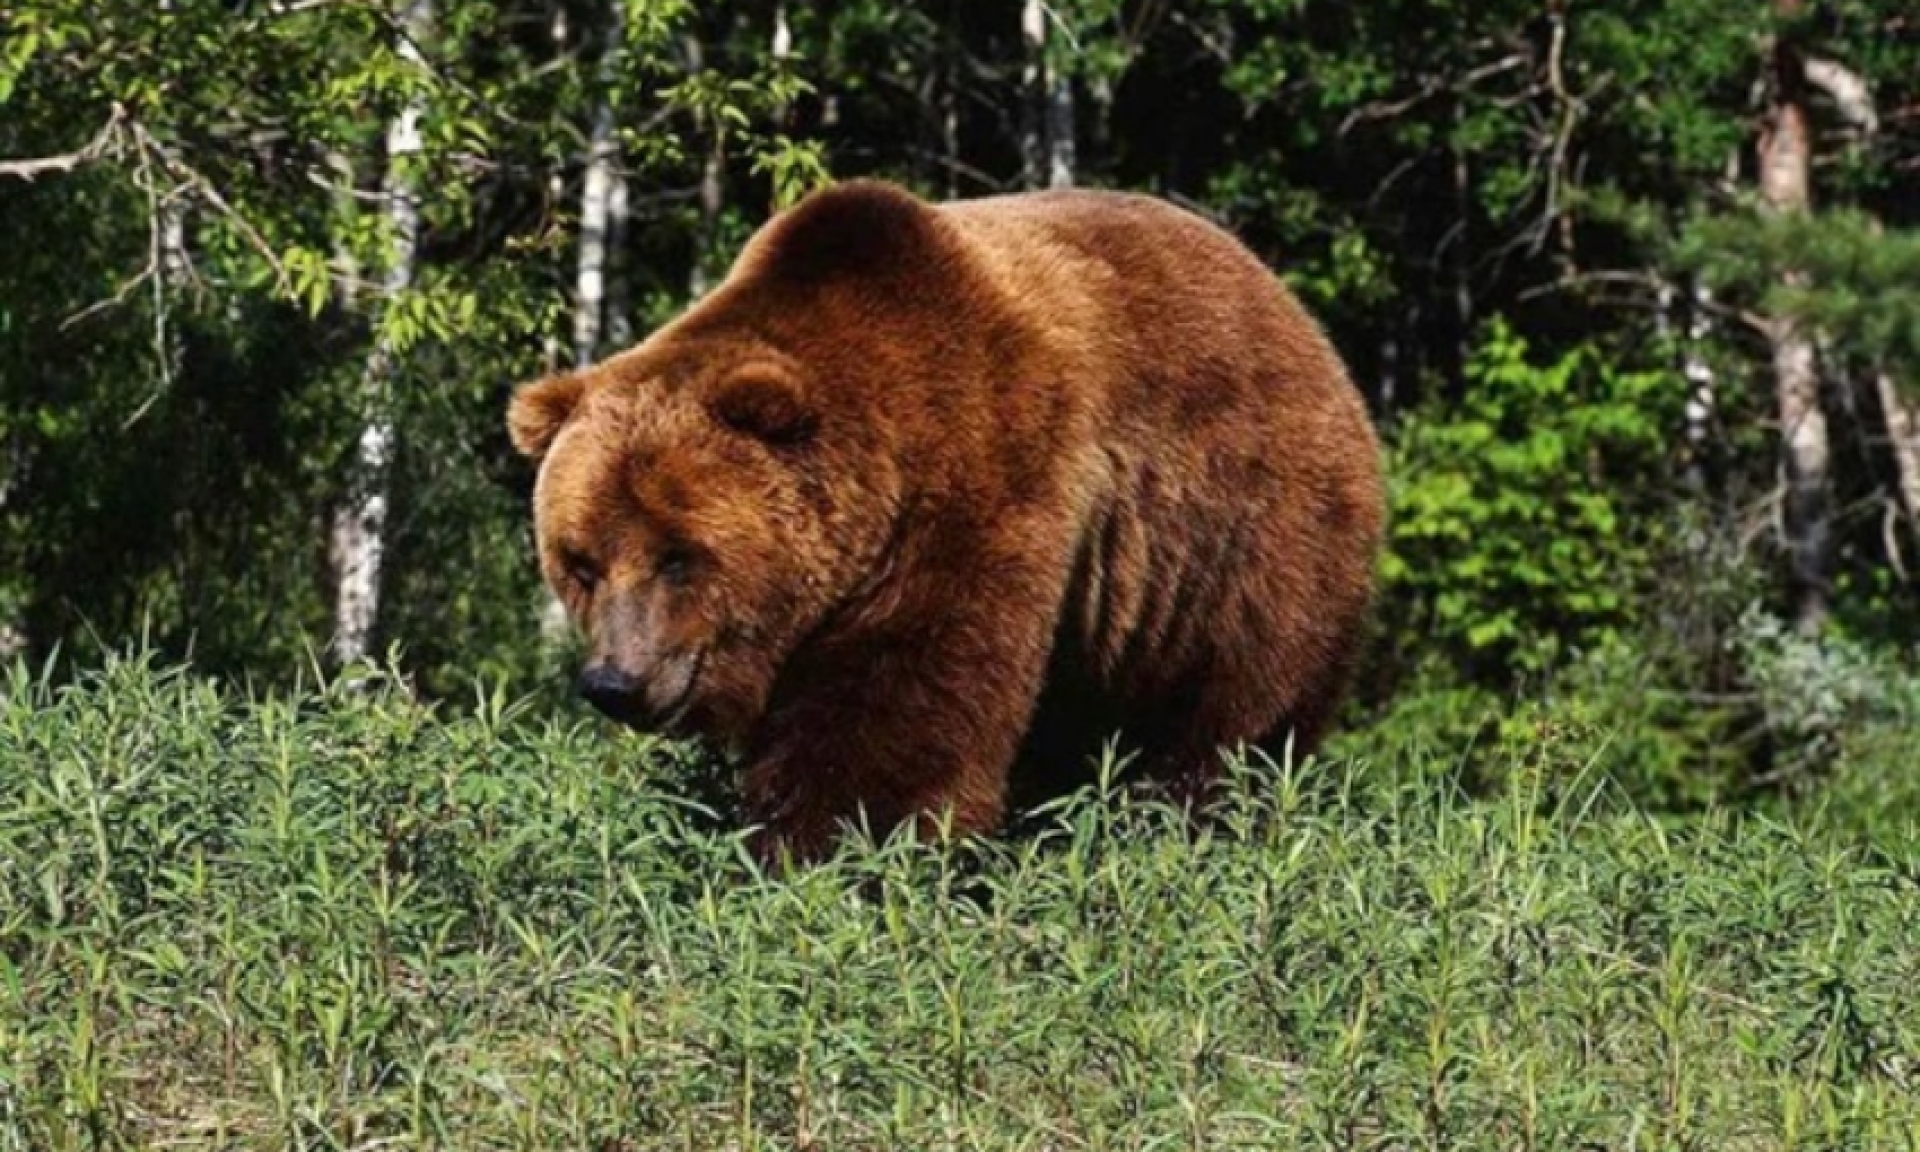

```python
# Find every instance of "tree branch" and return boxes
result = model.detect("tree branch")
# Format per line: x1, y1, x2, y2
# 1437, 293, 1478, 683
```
127, 120, 290, 293
1338, 54, 1529, 137
0, 104, 126, 181
1803, 56, 1878, 134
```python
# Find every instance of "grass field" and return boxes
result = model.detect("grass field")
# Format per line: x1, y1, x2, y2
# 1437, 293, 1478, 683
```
3, 654, 1918, 1150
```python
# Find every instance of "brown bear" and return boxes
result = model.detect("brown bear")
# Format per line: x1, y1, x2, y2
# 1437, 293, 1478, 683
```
508, 179, 1384, 863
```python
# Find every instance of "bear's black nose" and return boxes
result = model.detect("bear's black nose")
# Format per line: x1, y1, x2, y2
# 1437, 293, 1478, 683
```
577, 664, 645, 720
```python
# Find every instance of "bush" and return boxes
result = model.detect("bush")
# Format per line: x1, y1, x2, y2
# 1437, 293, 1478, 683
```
1382, 320, 1681, 680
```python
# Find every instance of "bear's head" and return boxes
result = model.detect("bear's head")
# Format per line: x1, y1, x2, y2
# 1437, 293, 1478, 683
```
508, 328, 898, 748
508, 180, 994, 744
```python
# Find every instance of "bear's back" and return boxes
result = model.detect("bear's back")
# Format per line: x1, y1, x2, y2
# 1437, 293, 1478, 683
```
931, 191, 1383, 757
938, 190, 1364, 445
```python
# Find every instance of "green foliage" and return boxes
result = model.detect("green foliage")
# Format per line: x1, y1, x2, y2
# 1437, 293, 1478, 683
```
1682, 209, 1920, 384
1384, 321, 1680, 676
0, 0, 816, 688
3, 655, 1918, 1149
1735, 608, 1920, 813
751, 136, 833, 210
1349, 501, 1920, 821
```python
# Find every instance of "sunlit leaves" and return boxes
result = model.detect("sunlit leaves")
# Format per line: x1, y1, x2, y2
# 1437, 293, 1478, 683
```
1386, 320, 1678, 674
375, 279, 479, 356
752, 136, 831, 210
282, 245, 333, 318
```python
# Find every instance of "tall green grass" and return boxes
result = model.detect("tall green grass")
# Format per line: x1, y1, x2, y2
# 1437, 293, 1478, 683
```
2, 654, 1917, 1149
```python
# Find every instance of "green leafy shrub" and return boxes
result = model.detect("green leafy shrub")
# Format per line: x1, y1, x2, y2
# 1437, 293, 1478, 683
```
1383, 321, 1682, 679
1337, 641, 1743, 815
1344, 593, 1920, 826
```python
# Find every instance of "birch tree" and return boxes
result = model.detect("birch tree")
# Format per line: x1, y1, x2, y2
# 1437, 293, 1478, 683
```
1021, 0, 1075, 189
329, 0, 431, 666
686, 33, 725, 299
574, 0, 626, 369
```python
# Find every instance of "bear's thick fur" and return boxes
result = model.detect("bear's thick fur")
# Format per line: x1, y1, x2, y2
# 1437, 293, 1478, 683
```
509, 180, 1383, 862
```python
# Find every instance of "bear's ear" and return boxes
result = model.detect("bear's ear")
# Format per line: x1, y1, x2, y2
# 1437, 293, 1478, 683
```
507, 372, 588, 460
756, 180, 944, 285
708, 371, 818, 446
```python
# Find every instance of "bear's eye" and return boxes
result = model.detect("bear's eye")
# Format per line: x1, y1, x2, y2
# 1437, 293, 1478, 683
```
561, 550, 601, 592
711, 373, 818, 446
657, 545, 698, 588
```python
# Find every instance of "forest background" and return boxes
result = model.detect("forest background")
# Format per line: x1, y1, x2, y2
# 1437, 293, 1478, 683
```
8, 3, 1920, 1145
3, 0, 1919, 813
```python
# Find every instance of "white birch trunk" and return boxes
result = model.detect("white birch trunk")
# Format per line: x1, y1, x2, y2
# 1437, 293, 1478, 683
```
604, 163, 632, 350
1046, 63, 1075, 189
159, 198, 189, 291
1021, 0, 1075, 190
542, 163, 566, 371
691, 144, 724, 300
686, 34, 724, 300
940, 40, 960, 199
329, 0, 429, 666
154, 0, 190, 388
1451, 107, 1473, 377
1378, 331, 1400, 425
772, 3, 792, 65
1020, 0, 1044, 188
1676, 280, 1719, 492
1759, 0, 1830, 634
541, 0, 569, 371
573, 0, 625, 369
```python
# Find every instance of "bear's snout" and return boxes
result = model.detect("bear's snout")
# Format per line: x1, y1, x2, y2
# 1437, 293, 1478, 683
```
577, 663, 646, 722
577, 653, 704, 733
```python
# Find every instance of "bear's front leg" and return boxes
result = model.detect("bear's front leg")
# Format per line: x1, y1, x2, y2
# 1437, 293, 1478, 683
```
739, 552, 1063, 866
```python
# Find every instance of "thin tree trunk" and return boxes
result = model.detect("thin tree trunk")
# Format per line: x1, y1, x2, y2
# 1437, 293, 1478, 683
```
159, 196, 189, 293
574, 0, 625, 369
1658, 284, 1720, 495
687, 34, 725, 300
1020, 0, 1043, 188
541, 0, 570, 371
535, 0, 629, 649
1020, 0, 1074, 190
1879, 372, 1920, 537
329, 0, 430, 666
1378, 330, 1399, 428
153, 0, 190, 388
770, 4, 794, 123
940, 22, 960, 199
1046, 61, 1075, 188
604, 156, 632, 350
1797, 56, 1906, 568
1759, 0, 1829, 633
772, 3, 791, 67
